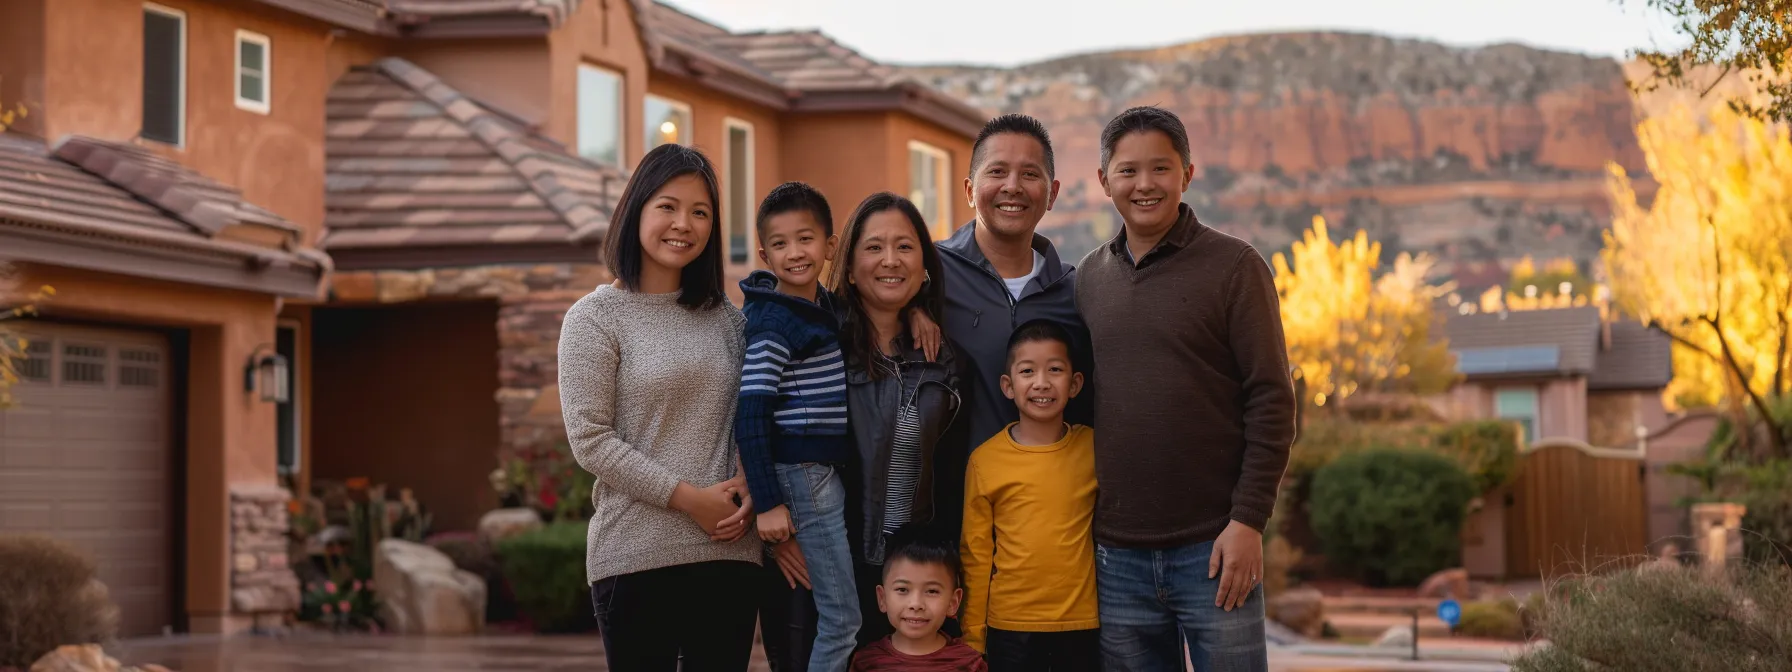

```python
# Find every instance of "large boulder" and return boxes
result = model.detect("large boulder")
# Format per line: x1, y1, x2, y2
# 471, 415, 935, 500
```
27, 645, 170, 672
1417, 567, 1472, 600
1266, 585, 1325, 638
477, 508, 542, 546
372, 539, 487, 635
1373, 624, 1414, 649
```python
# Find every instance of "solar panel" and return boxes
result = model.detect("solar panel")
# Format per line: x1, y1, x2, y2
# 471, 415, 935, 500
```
1453, 345, 1562, 376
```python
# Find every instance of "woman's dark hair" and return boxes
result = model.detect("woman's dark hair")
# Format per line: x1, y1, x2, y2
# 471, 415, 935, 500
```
603, 143, 727, 310
827, 192, 945, 378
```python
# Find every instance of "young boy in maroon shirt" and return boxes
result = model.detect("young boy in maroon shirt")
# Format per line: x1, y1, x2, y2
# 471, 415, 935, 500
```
850, 526, 987, 671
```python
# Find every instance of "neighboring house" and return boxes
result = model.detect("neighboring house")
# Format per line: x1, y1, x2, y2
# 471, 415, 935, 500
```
0, 0, 982, 637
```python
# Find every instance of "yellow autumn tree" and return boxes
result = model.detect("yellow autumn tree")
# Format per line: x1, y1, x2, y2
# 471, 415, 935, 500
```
1605, 105, 1792, 457
1273, 217, 1459, 409
0, 94, 49, 408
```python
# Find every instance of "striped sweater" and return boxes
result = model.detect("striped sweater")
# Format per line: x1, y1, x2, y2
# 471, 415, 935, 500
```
735, 270, 852, 510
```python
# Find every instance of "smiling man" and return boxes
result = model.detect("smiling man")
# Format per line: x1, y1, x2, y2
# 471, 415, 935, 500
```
1076, 106, 1296, 672
936, 114, 1094, 504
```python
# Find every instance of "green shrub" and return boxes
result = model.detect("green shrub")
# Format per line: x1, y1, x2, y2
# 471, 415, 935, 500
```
1308, 448, 1476, 586
0, 535, 118, 668
496, 521, 593, 633
1455, 599, 1524, 640
1290, 417, 1517, 495
1510, 564, 1792, 672
1432, 420, 1521, 493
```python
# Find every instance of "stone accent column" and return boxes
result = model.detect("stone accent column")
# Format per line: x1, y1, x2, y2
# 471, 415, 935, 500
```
1691, 502, 1747, 573
497, 264, 610, 462
229, 485, 301, 630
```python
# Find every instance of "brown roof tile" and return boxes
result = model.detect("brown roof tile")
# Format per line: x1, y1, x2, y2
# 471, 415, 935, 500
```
0, 132, 327, 296
1588, 321, 1673, 390
1443, 305, 1672, 389
323, 58, 624, 264
250, 0, 579, 35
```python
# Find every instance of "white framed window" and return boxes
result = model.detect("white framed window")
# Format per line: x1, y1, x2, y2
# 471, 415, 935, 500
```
1495, 387, 1541, 442
234, 29, 271, 114
908, 140, 952, 240
142, 3, 187, 146
644, 94, 692, 151
723, 118, 754, 265
577, 63, 623, 166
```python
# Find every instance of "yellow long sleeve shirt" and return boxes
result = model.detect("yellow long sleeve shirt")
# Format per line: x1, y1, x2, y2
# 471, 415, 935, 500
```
958, 423, 1100, 652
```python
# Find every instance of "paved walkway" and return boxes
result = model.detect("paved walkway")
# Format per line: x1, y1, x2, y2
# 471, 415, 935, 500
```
111, 633, 1509, 672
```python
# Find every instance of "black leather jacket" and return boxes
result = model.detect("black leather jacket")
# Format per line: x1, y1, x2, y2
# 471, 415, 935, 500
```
843, 334, 965, 565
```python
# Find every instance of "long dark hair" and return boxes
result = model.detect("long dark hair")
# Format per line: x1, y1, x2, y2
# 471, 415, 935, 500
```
603, 143, 727, 310
827, 192, 945, 377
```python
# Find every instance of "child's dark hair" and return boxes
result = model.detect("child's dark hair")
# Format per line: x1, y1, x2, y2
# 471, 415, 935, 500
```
755, 181, 834, 241
602, 143, 726, 309
1099, 105, 1191, 171
881, 523, 963, 589
1006, 318, 1077, 371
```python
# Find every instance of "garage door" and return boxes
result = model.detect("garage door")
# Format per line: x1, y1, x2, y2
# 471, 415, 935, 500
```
0, 323, 173, 637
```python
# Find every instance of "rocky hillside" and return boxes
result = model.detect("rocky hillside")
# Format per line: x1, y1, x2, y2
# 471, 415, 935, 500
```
909, 32, 1653, 289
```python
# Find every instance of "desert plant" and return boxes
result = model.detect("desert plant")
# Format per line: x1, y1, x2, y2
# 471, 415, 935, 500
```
298, 574, 380, 633
0, 535, 119, 668
1455, 599, 1524, 640
1510, 564, 1792, 672
496, 521, 592, 633
1308, 448, 1477, 585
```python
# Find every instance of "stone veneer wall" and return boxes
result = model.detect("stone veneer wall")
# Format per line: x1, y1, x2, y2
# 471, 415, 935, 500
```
229, 485, 301, 626
330, 263, 614, 462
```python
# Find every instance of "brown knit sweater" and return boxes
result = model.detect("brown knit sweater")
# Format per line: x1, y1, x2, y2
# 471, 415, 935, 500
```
1075, 204, 1296, 547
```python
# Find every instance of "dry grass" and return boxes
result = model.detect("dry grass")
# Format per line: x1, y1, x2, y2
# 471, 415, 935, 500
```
0, 535, 118, 668
1510, 560, 1792, 672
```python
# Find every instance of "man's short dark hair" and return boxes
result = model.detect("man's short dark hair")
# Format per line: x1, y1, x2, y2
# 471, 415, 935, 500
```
1006, 319, 1077, 371
970, 113, 1055, 179
756, 181, 834, 241
1099, 106, 1191, 171
881, 523, 963, 590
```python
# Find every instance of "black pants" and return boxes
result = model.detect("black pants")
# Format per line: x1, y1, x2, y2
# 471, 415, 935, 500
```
986, 628, 1100, 672
758, 549, 818, 672
590, 560, 759, 671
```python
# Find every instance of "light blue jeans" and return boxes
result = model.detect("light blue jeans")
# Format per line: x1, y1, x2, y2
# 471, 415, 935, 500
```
776, 462, 860, 672
1096, 540, 1268, 672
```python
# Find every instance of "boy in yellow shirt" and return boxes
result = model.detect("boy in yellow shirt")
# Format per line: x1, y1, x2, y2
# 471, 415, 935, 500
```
959, 319, 1099, 670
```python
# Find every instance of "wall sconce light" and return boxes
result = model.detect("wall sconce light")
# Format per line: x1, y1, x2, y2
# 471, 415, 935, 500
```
245, 344, 290, 404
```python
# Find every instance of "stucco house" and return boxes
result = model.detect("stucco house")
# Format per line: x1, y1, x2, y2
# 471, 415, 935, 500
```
0, 0, 982, 636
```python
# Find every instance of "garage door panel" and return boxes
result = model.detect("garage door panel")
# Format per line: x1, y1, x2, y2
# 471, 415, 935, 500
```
0, 324, 172, 638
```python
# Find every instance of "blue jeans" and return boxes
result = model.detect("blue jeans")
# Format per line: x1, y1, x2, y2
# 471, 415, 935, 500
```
1096, 540, 1268, 672
776, 462, 860, 672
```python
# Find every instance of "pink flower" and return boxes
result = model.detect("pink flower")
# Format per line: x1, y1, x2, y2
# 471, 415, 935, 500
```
322, 604, 335, 614
352, 580, 363, 592
324, 581, 337, 593
338, 600, 351, 612
365, 580, 376, 591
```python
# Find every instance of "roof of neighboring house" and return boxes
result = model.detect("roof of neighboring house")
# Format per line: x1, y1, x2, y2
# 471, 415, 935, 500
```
1442, 306, 1673, 390
323, 57, 625, 270
0, 133, 327, 297
252, 0, 581, 36
634, 1, 987, 136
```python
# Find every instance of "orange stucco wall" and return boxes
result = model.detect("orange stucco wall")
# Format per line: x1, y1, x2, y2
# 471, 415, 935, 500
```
647, 74, 784, 267
15, 263, 282, 629
891, 111, 976, 231
399, 39, 553, 126
781, 111, 894, 226
37, 0, 332, 239
0, 0, 47, 137
548, 0, 651, 166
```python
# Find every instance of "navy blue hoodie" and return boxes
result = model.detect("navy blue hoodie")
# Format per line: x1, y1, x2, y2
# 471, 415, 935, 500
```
734, 270, 851, 511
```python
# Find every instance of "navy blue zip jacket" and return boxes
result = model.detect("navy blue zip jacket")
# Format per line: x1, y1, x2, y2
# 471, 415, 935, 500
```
734, 270, 851, 511
936, 222, 1095, 449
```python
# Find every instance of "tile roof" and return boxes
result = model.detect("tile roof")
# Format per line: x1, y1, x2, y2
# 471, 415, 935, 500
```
251, 0, 581, 35
383, 0, 581, 25
1442, 305, 1672, 389
704, 30, 900, 92
323, 57, 624, 266
0, 133, 327, 296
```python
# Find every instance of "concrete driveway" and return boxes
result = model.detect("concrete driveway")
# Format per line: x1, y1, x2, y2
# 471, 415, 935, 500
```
111, 633, 1510, 672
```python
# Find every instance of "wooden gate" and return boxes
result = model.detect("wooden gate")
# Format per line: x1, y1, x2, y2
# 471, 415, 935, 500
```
1506, 441, 1650, 578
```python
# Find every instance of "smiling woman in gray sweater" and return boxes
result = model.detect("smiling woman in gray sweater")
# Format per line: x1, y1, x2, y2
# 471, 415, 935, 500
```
557, 144, 761, 671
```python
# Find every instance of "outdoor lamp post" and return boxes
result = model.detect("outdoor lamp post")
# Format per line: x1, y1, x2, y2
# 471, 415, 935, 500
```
245, 345, 289, 404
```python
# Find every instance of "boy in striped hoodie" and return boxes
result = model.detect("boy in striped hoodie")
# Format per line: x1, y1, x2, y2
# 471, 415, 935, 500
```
737, 182, 862, 672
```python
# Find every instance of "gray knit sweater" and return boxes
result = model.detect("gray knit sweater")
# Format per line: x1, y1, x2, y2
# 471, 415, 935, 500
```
558, 284, 762, 583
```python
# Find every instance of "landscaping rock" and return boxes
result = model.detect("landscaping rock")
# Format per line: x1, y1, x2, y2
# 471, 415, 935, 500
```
478, 509, 542, 545
1417, 567, 1472, 599
1266, 585, 1326, 638
373, 539, 487, 635
24, 645, 153, 672
1373, 624, 1414, 648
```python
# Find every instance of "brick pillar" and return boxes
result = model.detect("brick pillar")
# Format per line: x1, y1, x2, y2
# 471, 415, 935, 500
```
229, 485, 301, 630
495, 264, 610, 463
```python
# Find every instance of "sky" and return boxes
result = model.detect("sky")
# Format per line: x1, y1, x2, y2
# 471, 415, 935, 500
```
660, 0, 1687, 68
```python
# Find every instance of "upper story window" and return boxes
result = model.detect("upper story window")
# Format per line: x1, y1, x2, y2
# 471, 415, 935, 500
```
1495, 387, 1540, 442
644, 95, 692, 151
142, 3, 186, 146
908, 140, 952, 239
577, 64, 623, 166
235, 30, 271, 114
723, 118, 754, 265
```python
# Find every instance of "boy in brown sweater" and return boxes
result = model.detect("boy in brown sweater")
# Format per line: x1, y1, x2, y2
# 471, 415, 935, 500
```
1074, 105, 1297, 671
